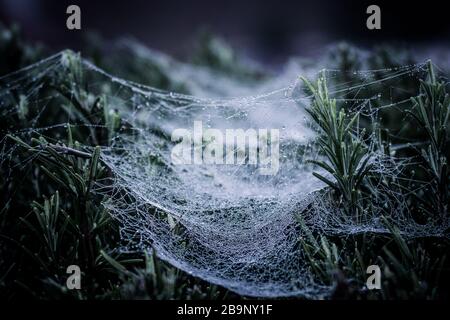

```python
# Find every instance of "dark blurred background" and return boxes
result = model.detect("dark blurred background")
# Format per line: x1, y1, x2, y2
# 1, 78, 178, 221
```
0, 0, 449, 64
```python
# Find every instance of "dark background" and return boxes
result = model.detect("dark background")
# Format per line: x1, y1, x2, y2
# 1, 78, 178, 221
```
0, 0, 449, 64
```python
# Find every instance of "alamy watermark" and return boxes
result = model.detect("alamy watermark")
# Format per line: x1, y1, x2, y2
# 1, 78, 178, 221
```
66, 264, 81, 290
66, 5, 81, 30
366, 265, 381, 290
171, 121, 280, 175
66, 5, 380, 32
366, 5, 381, 30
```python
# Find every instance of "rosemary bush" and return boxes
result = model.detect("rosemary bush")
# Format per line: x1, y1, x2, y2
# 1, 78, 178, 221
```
301, 73, 374, 221
298, 61, 449, 299
0, 23, 449, 300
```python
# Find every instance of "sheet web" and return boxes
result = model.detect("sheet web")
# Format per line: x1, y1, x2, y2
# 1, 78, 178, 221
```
0, 50, 447, 297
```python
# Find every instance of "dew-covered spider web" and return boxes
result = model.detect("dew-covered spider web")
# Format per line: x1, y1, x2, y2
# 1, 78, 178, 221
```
1, 49, 449, 298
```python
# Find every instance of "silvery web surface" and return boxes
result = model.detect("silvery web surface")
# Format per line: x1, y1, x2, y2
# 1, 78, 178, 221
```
1, 48, 449, 298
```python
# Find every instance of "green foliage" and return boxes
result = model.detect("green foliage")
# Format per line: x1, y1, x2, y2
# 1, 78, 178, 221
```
118, 250, 226, 300
0, 44, 229, 298
192, 30, 267, 81
301, 74, 371, 219
378, 218, 447, 299
83, 34, 189, 92
0, 23, 449, 300
299, 216, 448, 299
409, 61, 449, 218
297, 61, 450, 300
3, 135, 118, 298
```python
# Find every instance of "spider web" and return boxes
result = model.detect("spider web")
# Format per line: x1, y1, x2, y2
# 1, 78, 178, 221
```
0, 49, 448, 298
